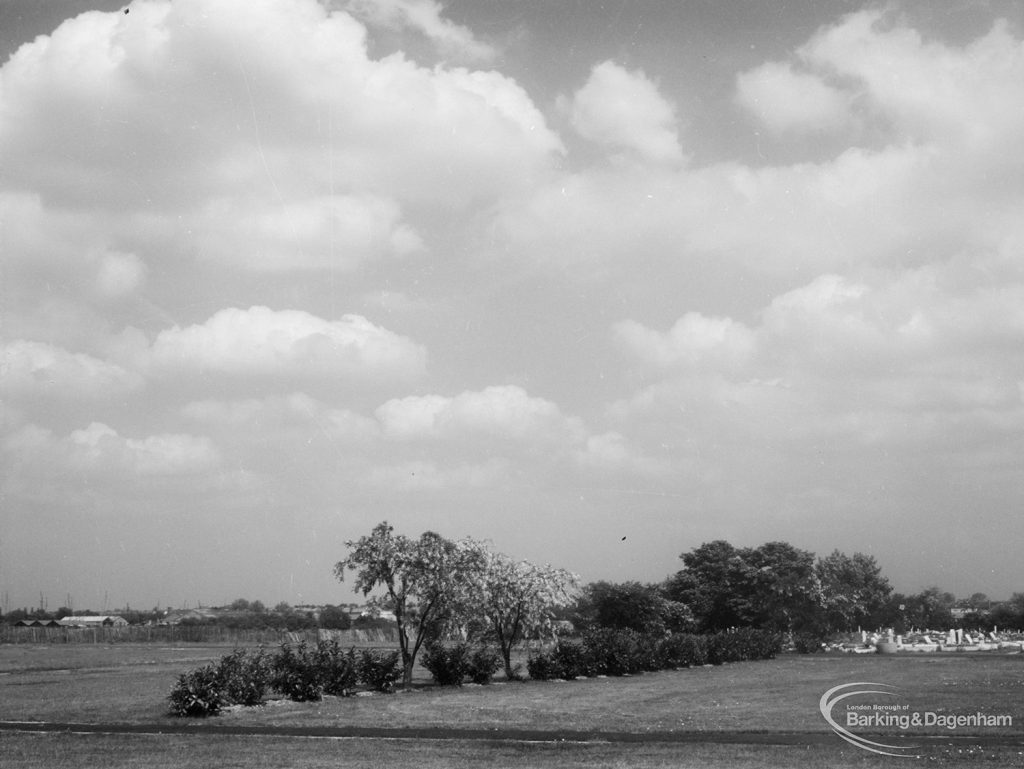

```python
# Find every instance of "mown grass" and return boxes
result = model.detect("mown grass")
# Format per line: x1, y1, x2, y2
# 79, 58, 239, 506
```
1, 645, 1022, 767
4, 732, 1023, 769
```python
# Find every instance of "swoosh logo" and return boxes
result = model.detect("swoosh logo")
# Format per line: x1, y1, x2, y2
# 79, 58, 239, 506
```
819, 682, 919, 758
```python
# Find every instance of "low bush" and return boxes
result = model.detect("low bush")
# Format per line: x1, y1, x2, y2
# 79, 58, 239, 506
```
314, 639, 358, 696
217, 648, 271, 706
526, 649, 560, 680
552, 640, 597, 678
582, 627, 643, 676
270, 642, 324, 702
168, 664, 226, 717
659, 633, 707, 667
357, 648, 402, 693
467, 645, 501, 684
422, 641, 471, 686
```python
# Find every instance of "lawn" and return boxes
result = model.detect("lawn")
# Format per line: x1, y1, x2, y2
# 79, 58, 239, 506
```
1, 644, 1022, 767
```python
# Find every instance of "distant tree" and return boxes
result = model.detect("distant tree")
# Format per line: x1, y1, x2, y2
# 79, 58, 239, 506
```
274, 602, 292, 614
990, 593, 1024, 631
318, 605, 352, 630
816, 550, 892, 632
743, 542, 823, 634
250, 600, 267, 614
574, 581, 692, 635
967, 593, 990, 611
229, 598, 251, 611
665, 540, 754, 631
334, 521, 485, 689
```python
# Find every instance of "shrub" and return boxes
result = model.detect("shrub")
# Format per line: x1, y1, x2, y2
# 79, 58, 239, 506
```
526, 649, 560, 680
270, 642, 323, 702
168, 664, 225, 717
659, 633, 707, 668
467, 645, 501, 684
314, 640, 358, 696
637, 634, 667, 671
217, 648, 271, 706
552, 641, 596, 678
357, 648, 402, 693
582, 627, 643, 676
422, 641, 471, 686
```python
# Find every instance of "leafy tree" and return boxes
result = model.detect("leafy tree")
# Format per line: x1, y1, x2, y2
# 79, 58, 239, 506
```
816, 550, 892, 632
334, 521, 484, 689
318, 604, 352, 630
470, 546, 577, 679
665, 540, 754, 631
573, 581, 692, 636
667, 540, 825, 634
990, 593, 1024, 631
744, 541, 822, 634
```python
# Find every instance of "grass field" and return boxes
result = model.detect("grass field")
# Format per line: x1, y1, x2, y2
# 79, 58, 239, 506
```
1, 644, 1022, 767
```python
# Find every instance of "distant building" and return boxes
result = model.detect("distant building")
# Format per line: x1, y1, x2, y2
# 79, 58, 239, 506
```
56, 615, 129, 627
158, 608, 218, 625
13, 619, 61, 627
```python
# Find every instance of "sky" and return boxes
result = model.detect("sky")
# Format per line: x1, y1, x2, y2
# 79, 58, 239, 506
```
1, 0, 1023, 613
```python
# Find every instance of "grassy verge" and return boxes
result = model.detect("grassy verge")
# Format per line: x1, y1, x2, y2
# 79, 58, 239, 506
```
1, 644, 1021, 767
3, 732, 1023, 769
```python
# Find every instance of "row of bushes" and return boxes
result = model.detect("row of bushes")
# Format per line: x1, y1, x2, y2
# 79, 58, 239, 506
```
168, 641, 401, 717
420, 641, 504, 685
527, 627, 783, 680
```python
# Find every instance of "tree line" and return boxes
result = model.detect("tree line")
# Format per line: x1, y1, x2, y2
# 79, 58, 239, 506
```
335, 523, 1024, 687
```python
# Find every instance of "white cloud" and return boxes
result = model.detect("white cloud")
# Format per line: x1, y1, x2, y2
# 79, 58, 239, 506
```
0, 0, 561, 216
195, 194, 422, 272
148, 306, 427, 381
566, 61, 685, 164
342, 0, 497, 63
735, 61, 853, 133
181, 392, 380, 439
614, 313, 755, 370
376, 385, 582, 442
0, 340, 143, 400
5, 421, 221, 477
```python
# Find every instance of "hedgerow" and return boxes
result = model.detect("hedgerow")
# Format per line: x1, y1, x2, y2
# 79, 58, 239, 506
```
526, 628, 782, 682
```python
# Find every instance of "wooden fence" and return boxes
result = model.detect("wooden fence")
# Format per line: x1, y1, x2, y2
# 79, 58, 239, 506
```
0, 625, 397, 646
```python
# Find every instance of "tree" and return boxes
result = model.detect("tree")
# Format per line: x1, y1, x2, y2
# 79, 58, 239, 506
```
816, 550, 892, 632
334, 521, 484, 689
665, 540, 753, 632
318, 604, 352, 630
744, 541, 823, 634
471, 547, 577, 679
573, 581, 692, 636
667, 540, 824, 634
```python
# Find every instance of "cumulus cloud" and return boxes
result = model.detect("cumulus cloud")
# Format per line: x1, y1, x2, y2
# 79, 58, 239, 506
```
342, 0, 497, 63
735, 61, 853, 133
181, 392, 379, 439
566, 61, 685, 164
195, 194, 423, 272
148, 306, 427, 382
0, 0, 561, 215
375, 385, 582, 442
497, 11, 1024, 277
5, 422, 221, 477
614, 313, 755, 370
1, 340, 143, 400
